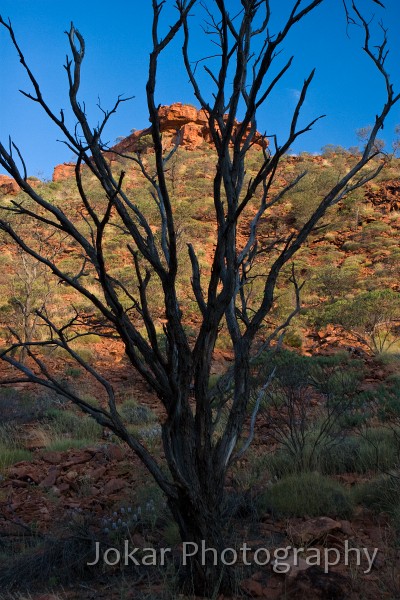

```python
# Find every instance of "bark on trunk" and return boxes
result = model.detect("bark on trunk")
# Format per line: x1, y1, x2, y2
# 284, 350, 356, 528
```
168, 490, 234, 596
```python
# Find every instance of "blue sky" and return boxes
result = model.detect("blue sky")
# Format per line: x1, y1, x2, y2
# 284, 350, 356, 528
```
1, 0, 400, 180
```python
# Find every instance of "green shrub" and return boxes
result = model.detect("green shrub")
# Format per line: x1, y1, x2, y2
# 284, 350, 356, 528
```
260, 472, 353, 518
64, 366, 82, 378
355, 428, 400, 473
341, 241, 362, 251
0, 423, 24, 449
0, 534, 94, 589
267, 449, 298, 479
255, 349, 366, 471
267, 436, 360, 477
319, 428, 400, 474
317, 289, 400, 354
267, 427, 399, 478
208, 373, 221, 390
287, 166, 338, 226
44, 438, 94, 452
0, 445, 32, 472
163, 521, 181, 546
318, 437, 362, 474
119, 399, 156, 425
353, 475, 400, 514
45, 408, 102, 441
283, 329, 303, 348
312, 264, 360, 300
73, 334, 102, 345
0, 423, 34, 472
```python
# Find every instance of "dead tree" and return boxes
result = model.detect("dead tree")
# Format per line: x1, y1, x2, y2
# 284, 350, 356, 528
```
0, 1, 398, 595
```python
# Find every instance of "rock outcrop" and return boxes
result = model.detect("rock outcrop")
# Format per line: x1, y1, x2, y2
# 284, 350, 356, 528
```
53, 162, 76, 182
52, 103, 268, 180
0, 174, 19, 195
110, 102, 267, 157
365, 179, 400, 212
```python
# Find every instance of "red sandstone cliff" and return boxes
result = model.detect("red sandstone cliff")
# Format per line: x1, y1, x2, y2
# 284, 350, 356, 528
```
52, 102, 267, 180
108, 102, 267, 157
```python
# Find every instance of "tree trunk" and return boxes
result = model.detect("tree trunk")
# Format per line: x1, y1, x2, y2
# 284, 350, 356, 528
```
163, 423, 233, 594
168, 487, 234, 596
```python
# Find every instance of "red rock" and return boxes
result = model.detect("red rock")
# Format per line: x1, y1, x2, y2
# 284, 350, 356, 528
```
64, 451, 93, 467
41, 451, 63, 465
57, 483, 71, 493
287, 565, 351, 598
39, 466, 60, 488
0, 174, 19, 195
239, 571, 283, 598
103, 478, 126, 495
336, 473, 360, 486
110, 103, 268, 159
9, 480, 30, 488
240, 578, 265, 597
8, 463, 41, 484
52, 162, 76, 182
106, 444, 124, 461
158, 102, 199, 128
281, 555, 311, 580
90, 465, 107, 481
365, 178, 400, 212
289, 517, 342, 545
339, 520, 354, 537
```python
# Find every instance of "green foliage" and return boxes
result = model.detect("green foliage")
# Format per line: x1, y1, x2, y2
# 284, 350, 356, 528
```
0, 531, 94, 589
354, 474, 400, 515
260, 472, 353, 518
375, 379, 400, 435
0, 423, 33, 471
268, 435, 356, 478
64, 366, 82, 378
341, 240, 362, 251
136, 134, 154, 152
44, 438, 94, 452
322, 427, 400, 474
356, 427, 400, 471
254, 349, 367, 470
283, 329, 303, 348
44, 408, 102, 441
312, 264, 360, 300
318, 289, 400, 354
119, 398, 156, 425
0, 445, 32, 472
287, 164, 339, 226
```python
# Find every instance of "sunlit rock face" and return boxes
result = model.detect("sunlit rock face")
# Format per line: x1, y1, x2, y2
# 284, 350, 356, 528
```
0, 174, 19, 195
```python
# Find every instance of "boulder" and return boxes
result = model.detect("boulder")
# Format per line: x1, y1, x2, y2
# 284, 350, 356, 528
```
289, 517, 343, 546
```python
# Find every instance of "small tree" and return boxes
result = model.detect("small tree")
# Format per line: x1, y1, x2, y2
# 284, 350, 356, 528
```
255, 351, 365, 472
0, 1, 398, 594
1, 225, 58, 363
320, 289, 400, 355
313, 263, 360, 301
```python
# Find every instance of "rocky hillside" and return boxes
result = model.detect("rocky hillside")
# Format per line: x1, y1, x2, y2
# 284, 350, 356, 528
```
0, 104, 400, 600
